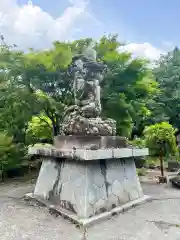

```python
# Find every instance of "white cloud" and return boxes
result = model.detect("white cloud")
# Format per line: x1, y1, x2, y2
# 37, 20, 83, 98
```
120, 42, 163, 61
0, 0, 90, 49
0, 0, 166, 61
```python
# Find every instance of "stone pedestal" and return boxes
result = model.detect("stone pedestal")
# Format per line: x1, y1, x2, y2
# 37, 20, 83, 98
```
27, 138, 149, 226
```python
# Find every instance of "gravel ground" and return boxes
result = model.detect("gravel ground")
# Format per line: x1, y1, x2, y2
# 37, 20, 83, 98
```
1, 179, 180, 240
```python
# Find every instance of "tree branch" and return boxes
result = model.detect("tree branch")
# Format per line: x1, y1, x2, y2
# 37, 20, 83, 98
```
37, 116, 52, 129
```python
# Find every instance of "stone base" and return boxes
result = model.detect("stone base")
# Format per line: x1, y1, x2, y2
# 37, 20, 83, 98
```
29, 156, 146, 219
28, 146, 149, 161
25, 193, 150, 227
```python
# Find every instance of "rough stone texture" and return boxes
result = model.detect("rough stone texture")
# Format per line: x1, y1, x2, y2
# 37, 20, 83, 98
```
28, 146, 149, 161
54, 135, 127, 150
62, 114, 116, 136
168, 160, 180, 172
33, 158, 143, 219
69, 47, 105, 119
34, 159, 59, 200
61, 46, 112, 136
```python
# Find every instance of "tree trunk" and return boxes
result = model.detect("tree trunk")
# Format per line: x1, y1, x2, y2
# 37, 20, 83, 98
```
52, 115, 60, 137
52, 120, 58, 137
159, 151, 164, 177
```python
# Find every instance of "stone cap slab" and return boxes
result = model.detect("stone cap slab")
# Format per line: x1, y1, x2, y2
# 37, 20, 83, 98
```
54, 135, 128, 150
28, 146, 149, 161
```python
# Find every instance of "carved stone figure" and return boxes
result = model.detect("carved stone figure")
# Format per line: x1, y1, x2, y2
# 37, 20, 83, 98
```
70, 44, 105, 118
61, 45, 116, 136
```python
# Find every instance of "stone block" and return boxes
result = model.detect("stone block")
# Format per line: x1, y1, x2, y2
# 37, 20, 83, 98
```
132, 148, 149, 157
28, 146, 149, 161
168, 160, 180, 172
34, 159, 58, 199
33, 157, 144, 219
106, 194, 119, 210
54, 135, 128, 150
113, 148, 133, 158
111, 180, 124, 197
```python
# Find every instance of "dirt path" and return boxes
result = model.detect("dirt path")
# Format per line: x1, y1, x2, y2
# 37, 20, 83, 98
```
1, 178, 180, 239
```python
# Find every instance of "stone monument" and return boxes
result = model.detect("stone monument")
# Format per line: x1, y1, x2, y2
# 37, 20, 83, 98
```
62, 44, 116, 136
26, 45, 150, 227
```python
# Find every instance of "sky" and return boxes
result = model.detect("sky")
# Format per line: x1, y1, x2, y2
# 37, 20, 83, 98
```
0, 0, 179, 60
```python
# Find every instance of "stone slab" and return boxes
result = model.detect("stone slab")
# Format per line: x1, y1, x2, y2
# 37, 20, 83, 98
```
25, 192, 150, 227
32, 157, 145, 218
132, 148, 149, 157
54, 135, 128, 150
28, 146, 149, 161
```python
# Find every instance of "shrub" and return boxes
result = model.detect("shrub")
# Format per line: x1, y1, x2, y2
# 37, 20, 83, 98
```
130, 137, 146, 148
26, 114, 52, 145
143, 122, 178, 176
0, 132, 26, 180
143, 122, 177, 157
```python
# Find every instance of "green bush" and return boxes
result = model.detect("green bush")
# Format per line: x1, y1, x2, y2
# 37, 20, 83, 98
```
26, 114, 52, 145
129, 137, 146, 148
143, 122, 178, 157
0, 132, 26, 180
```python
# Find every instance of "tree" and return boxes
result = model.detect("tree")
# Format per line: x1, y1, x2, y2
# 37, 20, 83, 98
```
0, 37, 39, 143
0, 38, 73, 137
0, 34, 158, 141
153, 47, 180, 129
143, 122, 177, 176
0, 133, 26, 181
95, 35, 158, 137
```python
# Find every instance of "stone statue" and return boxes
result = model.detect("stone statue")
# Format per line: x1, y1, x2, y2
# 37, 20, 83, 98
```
71, 44, 104, 118
83, 42, 97, 61
61, 45, 116, 136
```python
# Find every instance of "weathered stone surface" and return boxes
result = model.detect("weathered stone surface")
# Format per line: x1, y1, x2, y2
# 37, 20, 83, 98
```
69, 45, 105, 119
54, 135, 128, 150
33, 157, 143, 218
60, 46, 116, 137
28, 146, 149, 161
168, 160, 180, 172
34, 159, 58, 200
62, 114, 116, 136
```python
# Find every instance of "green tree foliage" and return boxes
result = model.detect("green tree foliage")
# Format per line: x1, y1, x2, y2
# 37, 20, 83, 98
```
1, 34, 173, 176
1, 35, 157, 139
96, 35, 157, 137
0, 87, 37, 143
143, 122, 177, 157
143, 122, 178, 177
0, 133, 26, 179
0, 39, 73, 137
26, 114, 52, 145
152, 47, 180, 128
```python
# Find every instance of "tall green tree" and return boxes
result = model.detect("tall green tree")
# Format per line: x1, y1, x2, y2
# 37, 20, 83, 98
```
153, 47, 180, 129
0, 34, 158, 140
95, 35, 157, 137
0, 39, 73, 137
0, 38, 37, 143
